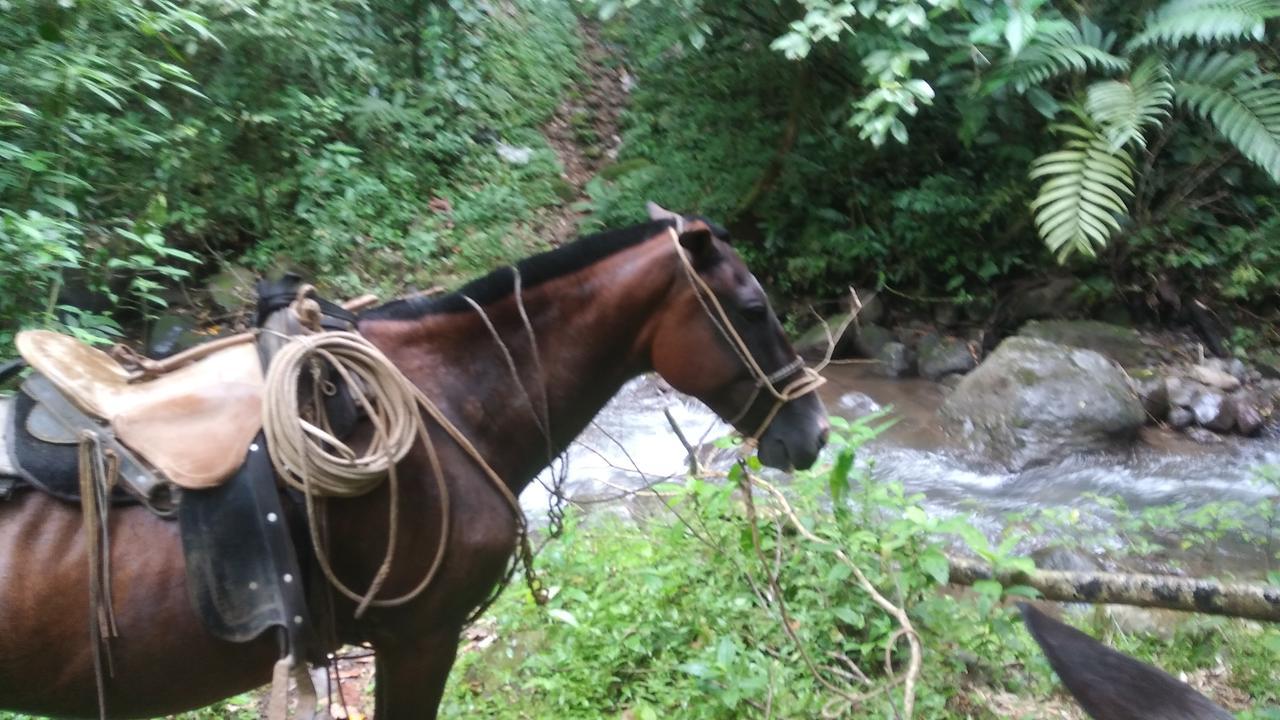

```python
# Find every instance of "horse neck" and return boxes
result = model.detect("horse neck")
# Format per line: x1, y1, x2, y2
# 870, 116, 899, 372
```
359, 238, 678, 493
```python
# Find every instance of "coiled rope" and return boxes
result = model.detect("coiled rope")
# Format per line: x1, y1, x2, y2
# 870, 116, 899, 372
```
261, 327, 524, 617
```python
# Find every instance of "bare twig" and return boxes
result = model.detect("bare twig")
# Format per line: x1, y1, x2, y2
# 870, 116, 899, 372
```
663, 407, 704, 476
747, 471, 923, 719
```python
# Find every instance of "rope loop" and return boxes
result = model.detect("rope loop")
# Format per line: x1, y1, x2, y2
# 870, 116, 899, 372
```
261, 329, 524, 617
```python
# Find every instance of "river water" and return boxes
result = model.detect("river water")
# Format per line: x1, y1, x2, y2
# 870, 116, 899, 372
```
522, 365, 1280, 577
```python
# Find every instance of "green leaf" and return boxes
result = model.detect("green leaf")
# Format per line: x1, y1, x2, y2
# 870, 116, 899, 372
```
1173, 52, 1280, 183
1029, 119, 1135, 260
1131, 0, 1280, 48
1085, 56, 1174, 149
1005, 10, 1036, 56
547, 609, 579, 627
679, 662, 712, 679
1026, 87, 1061, 118
973, 579, 1004, 602
833, 606, 865, 627
989, 18, 1128, 94
829, 449, 854, 503
918, 548, 950, 585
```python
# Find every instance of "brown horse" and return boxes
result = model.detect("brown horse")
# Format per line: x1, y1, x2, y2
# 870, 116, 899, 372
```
0, 205, 829, 718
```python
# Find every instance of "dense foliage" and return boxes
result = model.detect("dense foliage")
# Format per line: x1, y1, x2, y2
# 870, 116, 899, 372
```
1, 0, 580, 350
583, 0, 1280, 335
439, 418, 1280, 718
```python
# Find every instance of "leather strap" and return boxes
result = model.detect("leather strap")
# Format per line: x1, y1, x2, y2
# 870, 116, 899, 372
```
21, 375, 174, 516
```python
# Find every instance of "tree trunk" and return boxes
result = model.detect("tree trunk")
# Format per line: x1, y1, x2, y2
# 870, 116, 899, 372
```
947, 557, 1280, 622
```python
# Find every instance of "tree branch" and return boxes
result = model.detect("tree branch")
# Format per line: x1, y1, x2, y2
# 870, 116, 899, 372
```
948, 558, 1280, 622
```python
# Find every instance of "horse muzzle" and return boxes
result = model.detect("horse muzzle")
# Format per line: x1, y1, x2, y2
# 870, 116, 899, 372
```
756, 396, 829, 471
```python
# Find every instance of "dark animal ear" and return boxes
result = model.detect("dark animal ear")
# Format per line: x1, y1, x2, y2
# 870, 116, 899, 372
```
678, 227, 718, 266
1018, 603, 1233, 720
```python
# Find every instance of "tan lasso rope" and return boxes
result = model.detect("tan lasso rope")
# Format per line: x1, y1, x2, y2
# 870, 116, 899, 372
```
261, 328, 524, 617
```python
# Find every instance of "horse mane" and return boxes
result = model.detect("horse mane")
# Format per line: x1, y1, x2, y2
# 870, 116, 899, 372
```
361, 219, 678, 320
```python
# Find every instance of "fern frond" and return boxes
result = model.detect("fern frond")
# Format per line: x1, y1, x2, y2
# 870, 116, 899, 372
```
1175, 66, 1280, 182
1170, 49, 1258, 85
1131, 0, 1280, 48
994, 18, 1129, 94
1085, 57, 1174, 149
1029, 122, 1135, 260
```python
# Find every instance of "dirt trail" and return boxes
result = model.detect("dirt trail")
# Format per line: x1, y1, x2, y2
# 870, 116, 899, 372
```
535, 22, 632, 243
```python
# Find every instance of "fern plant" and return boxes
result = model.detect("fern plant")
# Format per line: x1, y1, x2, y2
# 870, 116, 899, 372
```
1003, 0, 1280, 259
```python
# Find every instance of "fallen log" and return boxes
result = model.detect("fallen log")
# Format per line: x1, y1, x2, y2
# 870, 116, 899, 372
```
947, 557, 1280, 622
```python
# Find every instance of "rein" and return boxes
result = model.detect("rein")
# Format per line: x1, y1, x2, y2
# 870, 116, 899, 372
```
667, 228, 826, 444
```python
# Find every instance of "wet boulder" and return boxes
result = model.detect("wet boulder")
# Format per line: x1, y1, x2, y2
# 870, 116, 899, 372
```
1230, 390, 1266, 435
1189, 363, 1242, 392
1191, 388, 1234, 431
875, 341, 914, 378
941, 337, 1146, 470
836, 392, 882, 419
795, 313, 858, 360
855, 323, 896, 359
917, 334, 977, 381
1167, 406, 1195, 429
1165, 376, 1202, 409
1018, 320, 1150, 368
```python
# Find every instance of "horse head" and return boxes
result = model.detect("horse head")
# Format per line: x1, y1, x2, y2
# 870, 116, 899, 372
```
643, 202, 829, 471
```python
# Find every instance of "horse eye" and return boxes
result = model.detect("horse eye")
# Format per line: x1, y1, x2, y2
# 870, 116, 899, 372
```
742, 304, 768, 320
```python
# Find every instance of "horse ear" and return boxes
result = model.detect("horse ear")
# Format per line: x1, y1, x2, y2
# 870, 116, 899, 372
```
678, 227, 717, 264
1018, 603, 1233, 720
646, 201, 681, 223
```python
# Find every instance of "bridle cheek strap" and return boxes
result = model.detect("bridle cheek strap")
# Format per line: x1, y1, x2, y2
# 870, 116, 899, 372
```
668, 229, 826, 443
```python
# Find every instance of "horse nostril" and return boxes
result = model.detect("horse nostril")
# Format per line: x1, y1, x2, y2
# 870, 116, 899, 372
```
817, 425, 830, 448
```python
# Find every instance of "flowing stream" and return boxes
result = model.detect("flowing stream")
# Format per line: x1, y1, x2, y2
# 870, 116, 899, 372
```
522, 365, 1280, 577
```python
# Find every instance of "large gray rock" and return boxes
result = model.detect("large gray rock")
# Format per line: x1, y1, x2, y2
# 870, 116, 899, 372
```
1018, 320, 1150, 368
837, 392, 883, 419
941, 337, 1146, 470
918, 334, 977, 381
1234, 396, 1264, 435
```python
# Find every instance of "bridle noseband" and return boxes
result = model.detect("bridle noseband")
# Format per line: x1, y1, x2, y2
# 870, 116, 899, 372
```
668, 228, 826, 444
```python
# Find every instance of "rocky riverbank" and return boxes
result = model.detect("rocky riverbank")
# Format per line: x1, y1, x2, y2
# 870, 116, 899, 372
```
799, 308, 1280, 471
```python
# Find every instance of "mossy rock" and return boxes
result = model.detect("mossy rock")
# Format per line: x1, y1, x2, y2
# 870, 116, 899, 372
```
1018, 320, 1150, 368
941, 337, 1145, 470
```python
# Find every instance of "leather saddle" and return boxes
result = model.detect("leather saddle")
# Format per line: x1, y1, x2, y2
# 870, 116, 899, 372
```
15, 330, 263, 490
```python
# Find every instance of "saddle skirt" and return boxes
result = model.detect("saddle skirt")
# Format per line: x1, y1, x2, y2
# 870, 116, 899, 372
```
15, 330, 264, 490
